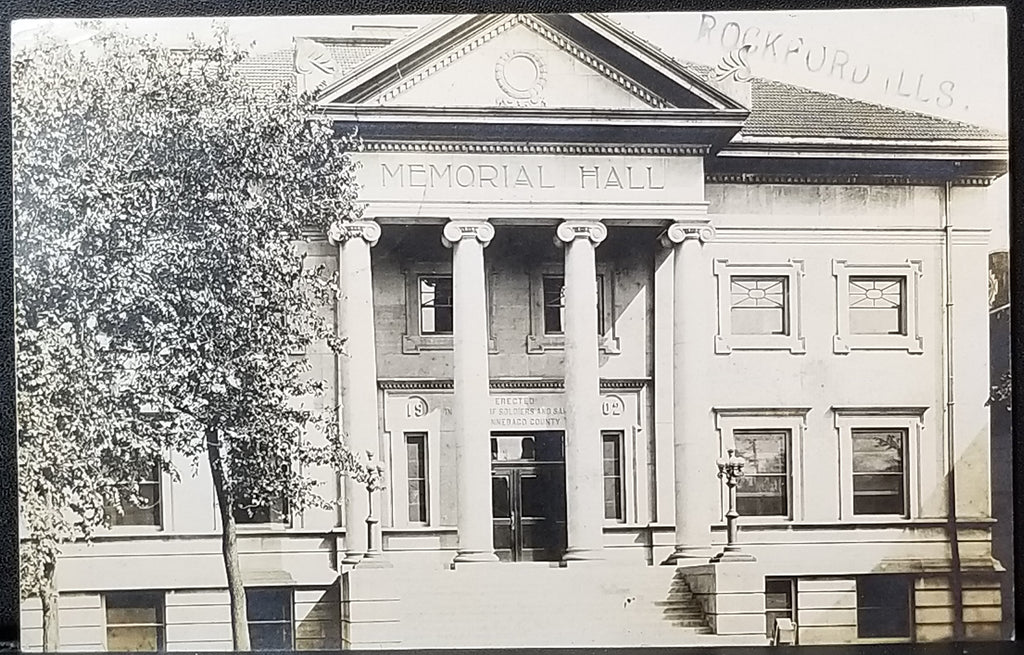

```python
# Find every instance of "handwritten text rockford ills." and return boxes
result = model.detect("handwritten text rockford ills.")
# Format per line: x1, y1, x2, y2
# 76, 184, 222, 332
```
379, 162, 666, 190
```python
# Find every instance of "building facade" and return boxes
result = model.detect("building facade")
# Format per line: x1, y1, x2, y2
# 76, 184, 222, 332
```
21, 12, 1009, 650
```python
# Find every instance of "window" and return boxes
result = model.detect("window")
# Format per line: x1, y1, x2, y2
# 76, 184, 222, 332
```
734, 430, 789, 517
856, 575, 912, 639
418, 275, 453, 335
848, 276, 906, 335
602, 431, 624, 521
246, 588, 294, 650
765, 578, 796, 641
105, 591, 165, 652
106, 463, 161, 527
833, 260, 922, 354
528, 267, 619, 354
714, 260, 805, 354
233, 494, 289, 525
851, 429, 907, 516
406, 433, 428, 524
834, 407, 923, 520
730, 276, 789, 335
714, 408, 806, 522
541, 274, 606, 336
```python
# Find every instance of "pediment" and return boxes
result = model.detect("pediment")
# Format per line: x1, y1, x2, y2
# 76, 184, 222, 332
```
317, 14, 745, 113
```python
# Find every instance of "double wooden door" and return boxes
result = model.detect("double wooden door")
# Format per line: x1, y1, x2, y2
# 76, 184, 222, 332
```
491, 462, 567, 562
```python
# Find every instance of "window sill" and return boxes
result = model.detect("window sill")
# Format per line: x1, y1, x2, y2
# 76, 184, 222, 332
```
716, 334, 806, 354
101, 525, 164, 536
402, 334, 498, 354
834, 334, 923, 354
526, 334, 621, 354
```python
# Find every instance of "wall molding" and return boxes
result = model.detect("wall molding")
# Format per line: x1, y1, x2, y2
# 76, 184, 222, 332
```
378, 377, 650, 391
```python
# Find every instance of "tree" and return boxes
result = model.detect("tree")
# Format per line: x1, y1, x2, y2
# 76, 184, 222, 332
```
14, 24, 365, 650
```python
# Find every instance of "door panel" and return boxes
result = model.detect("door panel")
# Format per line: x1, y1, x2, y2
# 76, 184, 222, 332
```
491, 463, 566, 562
491, 473, 514, 562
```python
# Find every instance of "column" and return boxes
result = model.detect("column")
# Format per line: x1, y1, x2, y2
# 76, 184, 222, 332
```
443, 220, 499, 564
662, 220, 717, 563
330, 220, 383, 566
556, 220, 607, 561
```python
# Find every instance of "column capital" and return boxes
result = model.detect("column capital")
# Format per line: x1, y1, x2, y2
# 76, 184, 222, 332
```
659, 220, 715, 248
556, 220, 607, 245
328, 220, 381, 247
442, 220, 494, 248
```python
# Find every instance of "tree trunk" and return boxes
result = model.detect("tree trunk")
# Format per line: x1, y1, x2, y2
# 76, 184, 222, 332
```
40, 560, 59, 652
206, 427, 251, 651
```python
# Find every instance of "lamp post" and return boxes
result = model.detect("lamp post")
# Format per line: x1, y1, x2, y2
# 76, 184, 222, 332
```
710, 448, 756, 563
356, 453, 392, 569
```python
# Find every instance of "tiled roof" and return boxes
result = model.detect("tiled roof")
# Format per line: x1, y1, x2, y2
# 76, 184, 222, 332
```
237, 42, 390, 93
236, 37, 1004, 143
747, 76, 1003, 141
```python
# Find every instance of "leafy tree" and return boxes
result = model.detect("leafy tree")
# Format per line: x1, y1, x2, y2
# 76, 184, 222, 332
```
14, 24, 365, 650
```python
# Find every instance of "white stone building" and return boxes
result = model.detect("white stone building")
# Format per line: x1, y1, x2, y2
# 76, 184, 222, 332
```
21, 12, 1009, 650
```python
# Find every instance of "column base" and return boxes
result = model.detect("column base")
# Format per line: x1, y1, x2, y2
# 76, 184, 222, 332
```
662, 546, 712, 565
355, 552, 393, 569
452, 550, 499, 565
342, 552, 366, 566
709, 546, 757, 563
561, 547, 604, 562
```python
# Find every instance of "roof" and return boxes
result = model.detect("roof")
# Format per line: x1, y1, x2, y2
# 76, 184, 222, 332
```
236, 31, 1004, 144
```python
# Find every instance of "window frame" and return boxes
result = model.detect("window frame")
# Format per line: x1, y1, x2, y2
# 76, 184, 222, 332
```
401, 263, 497, 353
416, 274, 454, 337
404, 432, 429, 525
244, 587, 295, 651
732, 428, 791, 519
601, 430, 626, 523
230, 460, 293, 530
850, 428, 908, 517
103, 591, 166, 652
714, 260, 805, 354
714, 408, 809, 523
855, 575, 915, 642
834, 407, 926, 522
527, 263, 620, 354
105, 462, 165, 531
764, 577, 798, 642
833, 260, 923, 354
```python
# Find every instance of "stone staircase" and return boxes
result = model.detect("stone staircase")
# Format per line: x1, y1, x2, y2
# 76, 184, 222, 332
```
389, 563, 718, 647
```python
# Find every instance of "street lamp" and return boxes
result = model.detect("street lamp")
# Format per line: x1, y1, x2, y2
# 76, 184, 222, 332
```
356, 452, 392, 569
710, 448, 756, 563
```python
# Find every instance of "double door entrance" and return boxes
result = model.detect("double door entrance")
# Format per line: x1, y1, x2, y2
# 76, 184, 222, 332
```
491, 431, 567, 562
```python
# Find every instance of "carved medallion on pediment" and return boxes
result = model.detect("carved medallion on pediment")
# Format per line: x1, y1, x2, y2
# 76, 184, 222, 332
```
494, 50, 547, 107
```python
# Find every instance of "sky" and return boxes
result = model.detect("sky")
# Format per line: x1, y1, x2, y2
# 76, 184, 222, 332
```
13, 7, 1009, 246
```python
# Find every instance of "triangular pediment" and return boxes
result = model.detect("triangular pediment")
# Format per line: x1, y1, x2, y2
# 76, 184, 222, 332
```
317, 13, 745, 112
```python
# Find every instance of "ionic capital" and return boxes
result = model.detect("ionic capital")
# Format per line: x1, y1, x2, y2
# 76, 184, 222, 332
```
442, 220, 495, 248
659, 220, 715, 248
328, 220, 381, 247
555, 220, 607, 246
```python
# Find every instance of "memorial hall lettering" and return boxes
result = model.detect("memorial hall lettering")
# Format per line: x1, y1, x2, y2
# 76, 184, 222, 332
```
380, 162, 666, 190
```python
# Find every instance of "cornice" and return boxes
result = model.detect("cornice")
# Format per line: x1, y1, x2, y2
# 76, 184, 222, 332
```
378, 377, 650, 391
362, 140, 709, 156
521, 15, 667, 109
705, 173, 994, 187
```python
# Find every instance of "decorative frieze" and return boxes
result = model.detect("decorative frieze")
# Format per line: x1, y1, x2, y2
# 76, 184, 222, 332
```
362, 141, 709, 157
